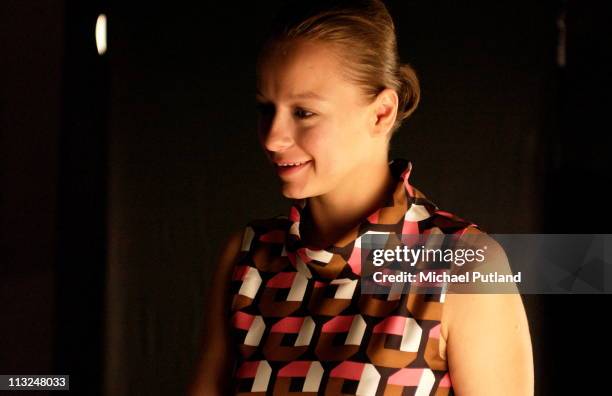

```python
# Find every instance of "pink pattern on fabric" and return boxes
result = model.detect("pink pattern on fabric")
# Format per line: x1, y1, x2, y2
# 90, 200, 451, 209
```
278, 361, 311, 377
388, 368, 425, 386
330, 361, 365, 380
232, 265, 249, 281
271, 317, 305, 333
401, 220, 419, 236
435, 210, 454, 217
322, 315, 355, 333
367, 210, 380, 223
266, 271, 296, 288
259, 229, 286, 243
429, 323, 441, 339
232, 311, 255, 330
236, 361, 260, 378
289, 206, 300, 222
229, 159, 474, 394
347, 247, 362, 275
373, 316, 406, 335
296, 248, 311, 264
439, 372, 452, 387
402, 161, 414, 197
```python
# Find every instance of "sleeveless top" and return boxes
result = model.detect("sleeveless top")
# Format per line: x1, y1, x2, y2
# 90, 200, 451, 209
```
229, 158, 479, 395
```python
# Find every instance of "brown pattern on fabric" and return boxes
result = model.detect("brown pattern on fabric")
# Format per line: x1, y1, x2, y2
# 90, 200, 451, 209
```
229, 159, 478, 395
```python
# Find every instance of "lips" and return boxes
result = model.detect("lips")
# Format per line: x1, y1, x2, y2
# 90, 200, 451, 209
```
274, 160, 312, 176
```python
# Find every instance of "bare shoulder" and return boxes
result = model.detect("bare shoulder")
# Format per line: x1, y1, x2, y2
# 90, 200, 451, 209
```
440, 226, 534, 395
214, 228, 245, 279
203, 228, 246, 299
187, 228, 246, 396
203, 227, 248, 317
441, 225, 522, 339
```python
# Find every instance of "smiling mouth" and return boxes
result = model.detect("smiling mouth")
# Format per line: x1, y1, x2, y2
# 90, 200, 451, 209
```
275, 160, 311, 167
274, 160, 312, 175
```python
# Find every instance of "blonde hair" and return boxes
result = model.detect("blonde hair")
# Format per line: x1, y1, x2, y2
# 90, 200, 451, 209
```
256, 0, 420, 136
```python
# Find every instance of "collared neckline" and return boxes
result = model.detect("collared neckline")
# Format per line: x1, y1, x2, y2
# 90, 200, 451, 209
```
283, 159, 428, 281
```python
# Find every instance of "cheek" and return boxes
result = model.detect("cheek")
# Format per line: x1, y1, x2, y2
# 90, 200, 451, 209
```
297, 123, 329, 150
297, 116, 367, 163
303, 130, 357, 172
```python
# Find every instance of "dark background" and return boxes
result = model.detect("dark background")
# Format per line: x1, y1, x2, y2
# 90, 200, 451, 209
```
1, 0, 610, 395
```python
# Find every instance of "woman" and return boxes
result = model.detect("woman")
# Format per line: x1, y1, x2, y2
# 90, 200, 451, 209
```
189, 1, 533, 394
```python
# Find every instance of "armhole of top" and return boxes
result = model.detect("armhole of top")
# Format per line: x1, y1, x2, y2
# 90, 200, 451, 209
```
440, 222, 488, 360
215, 225, 252, 318
438, 325, 448, 361
439, 224, 481, 361
439, 280, 451, 361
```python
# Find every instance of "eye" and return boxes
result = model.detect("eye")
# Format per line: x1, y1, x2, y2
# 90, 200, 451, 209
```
294, 108, 315, 119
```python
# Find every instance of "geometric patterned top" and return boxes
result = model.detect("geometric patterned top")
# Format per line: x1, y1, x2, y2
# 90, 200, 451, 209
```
229, 158, 479, 395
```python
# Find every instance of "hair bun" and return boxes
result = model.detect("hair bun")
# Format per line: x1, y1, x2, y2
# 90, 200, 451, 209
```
397, 64, 421, 122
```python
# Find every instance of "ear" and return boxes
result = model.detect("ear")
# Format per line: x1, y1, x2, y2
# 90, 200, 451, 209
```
370, 88, 399, 138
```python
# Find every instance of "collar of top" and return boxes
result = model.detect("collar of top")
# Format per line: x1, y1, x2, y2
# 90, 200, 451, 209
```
284, 158, 432, 280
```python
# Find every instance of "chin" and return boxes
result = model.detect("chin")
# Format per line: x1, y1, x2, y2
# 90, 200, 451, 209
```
281, 190, 307, 200
280, 185, 310, 200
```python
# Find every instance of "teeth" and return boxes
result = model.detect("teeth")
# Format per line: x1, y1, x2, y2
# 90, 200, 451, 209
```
278, 161, 308, 167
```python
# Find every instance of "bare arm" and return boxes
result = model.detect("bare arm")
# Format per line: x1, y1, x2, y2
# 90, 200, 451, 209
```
441, 229, 534, 395
187, 229, 244, 396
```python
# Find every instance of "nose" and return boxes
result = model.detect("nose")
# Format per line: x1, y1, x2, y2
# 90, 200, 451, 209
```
260, 111, 294, 153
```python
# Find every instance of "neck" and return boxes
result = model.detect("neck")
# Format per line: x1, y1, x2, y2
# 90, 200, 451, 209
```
300, 159, 394, 249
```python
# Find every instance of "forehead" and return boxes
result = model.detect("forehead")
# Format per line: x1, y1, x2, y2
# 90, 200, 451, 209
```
256, 40, 353, 101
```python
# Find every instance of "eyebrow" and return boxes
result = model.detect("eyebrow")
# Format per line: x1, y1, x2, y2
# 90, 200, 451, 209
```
255, 90, 327, 102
